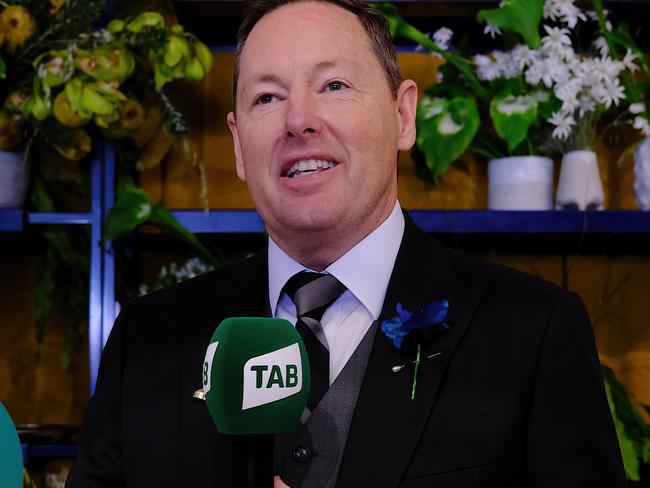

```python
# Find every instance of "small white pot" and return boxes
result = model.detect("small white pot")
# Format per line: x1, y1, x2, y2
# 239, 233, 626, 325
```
555, 150, 604, 211
488, 156, 554, 210
633, 137, 650, 210
0, 149, 28, 208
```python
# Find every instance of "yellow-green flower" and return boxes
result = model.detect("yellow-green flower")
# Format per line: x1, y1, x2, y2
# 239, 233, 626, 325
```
0, 5, 36, 53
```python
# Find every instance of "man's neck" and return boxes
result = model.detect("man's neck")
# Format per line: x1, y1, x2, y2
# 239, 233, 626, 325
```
269, 201, 396, 271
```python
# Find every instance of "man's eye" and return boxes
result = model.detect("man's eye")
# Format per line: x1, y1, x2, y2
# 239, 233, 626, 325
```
327, 81, 344, 91
256, 94, 275, 104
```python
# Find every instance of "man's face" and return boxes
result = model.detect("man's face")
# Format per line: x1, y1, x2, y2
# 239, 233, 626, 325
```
228, 1, 416, 251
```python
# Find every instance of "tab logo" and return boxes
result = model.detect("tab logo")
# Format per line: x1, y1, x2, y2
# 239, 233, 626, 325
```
242, 343, 302, 410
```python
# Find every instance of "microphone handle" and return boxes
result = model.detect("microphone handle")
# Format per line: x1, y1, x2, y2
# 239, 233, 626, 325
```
232, 434, 273, 488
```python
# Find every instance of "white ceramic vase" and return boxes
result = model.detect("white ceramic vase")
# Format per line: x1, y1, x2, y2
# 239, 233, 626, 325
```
555, 150, 604, 211
488, 156, 554, 210
0, 149, 28, 208
633, 137, 650, 210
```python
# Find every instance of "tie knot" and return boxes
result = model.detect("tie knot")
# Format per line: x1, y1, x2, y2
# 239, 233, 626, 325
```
283, 271, 347, 321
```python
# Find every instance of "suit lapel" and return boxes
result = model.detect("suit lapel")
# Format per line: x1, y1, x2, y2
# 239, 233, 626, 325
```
336, 215, 486, 488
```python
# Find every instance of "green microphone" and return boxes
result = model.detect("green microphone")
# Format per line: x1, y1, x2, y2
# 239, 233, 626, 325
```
0, 402, 22, 488
202, 317, 310, 434
201, 317, 310, 487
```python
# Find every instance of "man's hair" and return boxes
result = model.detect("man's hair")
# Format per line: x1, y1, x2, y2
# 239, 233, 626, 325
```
232, 0, 402, 110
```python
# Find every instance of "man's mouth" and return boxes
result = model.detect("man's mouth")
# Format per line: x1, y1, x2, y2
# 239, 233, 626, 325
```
283, 159, 337, 178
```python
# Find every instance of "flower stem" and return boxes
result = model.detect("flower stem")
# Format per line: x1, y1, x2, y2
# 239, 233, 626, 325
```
411, 343, 421, 401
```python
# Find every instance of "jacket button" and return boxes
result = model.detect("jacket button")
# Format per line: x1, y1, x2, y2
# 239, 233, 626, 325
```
292, 446, 311, 463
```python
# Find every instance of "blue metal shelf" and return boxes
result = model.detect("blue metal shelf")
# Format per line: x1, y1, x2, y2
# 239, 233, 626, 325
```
0, 209, 23, 231
171, 209, 265, 233
21, 444, 78, 465
27, 212, 93, 225
170, 209, 650, 234
409, 210, 650, 234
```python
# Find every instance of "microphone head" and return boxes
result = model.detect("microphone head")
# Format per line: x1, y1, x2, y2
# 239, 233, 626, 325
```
0, 402, 22, 488
202, 317, 310, 434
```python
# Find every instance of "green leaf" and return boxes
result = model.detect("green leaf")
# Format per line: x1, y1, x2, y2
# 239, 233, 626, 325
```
604, 372, 641, 480
148, 203, 219, 265
0, 56, 5, 79
104, 186, 219, 265
490, 94, 538, 151
416, 96, 479, 183
104, 186, 152, 241
602, 366, 650, 480
477, 0, 544, 48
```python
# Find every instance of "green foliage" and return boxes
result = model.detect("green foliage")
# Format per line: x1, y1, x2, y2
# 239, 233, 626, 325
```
416, 96, 479, 183
0, 56, 5, 78
603, 366, 650, 480
490, 94, 537, 151
477, 0, 544, 48
31, 178, 89, 369
105, 184, 219, 265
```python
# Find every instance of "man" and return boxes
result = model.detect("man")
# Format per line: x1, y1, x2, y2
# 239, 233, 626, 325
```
67, 1, 626, 486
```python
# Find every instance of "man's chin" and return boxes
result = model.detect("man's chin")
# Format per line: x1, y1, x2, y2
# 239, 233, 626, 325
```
270, 211, 346, 240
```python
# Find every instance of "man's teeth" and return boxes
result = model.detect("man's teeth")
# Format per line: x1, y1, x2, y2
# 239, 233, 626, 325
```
285, 159, 336, 177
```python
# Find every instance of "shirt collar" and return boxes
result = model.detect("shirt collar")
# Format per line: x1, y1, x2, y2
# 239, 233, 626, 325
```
268, 201, 405, 320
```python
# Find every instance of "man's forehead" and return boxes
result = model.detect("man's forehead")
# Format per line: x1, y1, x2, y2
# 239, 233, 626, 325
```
239, 1, 372, 61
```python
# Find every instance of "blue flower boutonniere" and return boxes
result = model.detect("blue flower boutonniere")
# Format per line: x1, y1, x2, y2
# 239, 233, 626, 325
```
381, 300, 449, 401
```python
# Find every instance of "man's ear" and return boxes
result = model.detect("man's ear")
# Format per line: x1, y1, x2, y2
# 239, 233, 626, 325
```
395, 79, 418, 151
227, 112, 246, 181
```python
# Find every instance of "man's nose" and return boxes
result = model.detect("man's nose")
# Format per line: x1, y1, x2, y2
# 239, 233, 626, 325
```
284, 91, 322, 138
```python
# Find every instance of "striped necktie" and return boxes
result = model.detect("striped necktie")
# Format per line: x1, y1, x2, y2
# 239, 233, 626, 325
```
283, 271, 347, 411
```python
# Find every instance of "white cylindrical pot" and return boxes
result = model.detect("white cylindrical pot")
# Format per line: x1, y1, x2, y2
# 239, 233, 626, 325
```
0, 149, 28, 208
555, 150, 604, 211
488, 156, 553, 210
633, 137, 650, 210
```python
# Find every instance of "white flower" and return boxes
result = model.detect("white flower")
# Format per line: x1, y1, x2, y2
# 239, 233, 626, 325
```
484, 23, 502, 39
493, 50, 521, 78
436, 71, 444, 84
474, 54, 500, 81
544, 0, 563, 21
578, 94, 597, 117
630, 103, 647, 115
591, 56, 623, 82
593, 36, 609, 57
544, 0, 586, 28
542, 25, 572, 54
634, 116, 650, 136
594, 78, 626, 108
433, 27, 453, 51
555, 80, 582, 112
549, 110, 576, 140
621, 49, 639, 73
511, 44, 535, 70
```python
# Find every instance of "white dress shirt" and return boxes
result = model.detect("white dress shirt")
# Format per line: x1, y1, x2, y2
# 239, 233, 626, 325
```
268, 201, 405, 384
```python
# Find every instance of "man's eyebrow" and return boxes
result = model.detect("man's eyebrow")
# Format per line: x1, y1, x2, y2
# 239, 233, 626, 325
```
246, 59, 361, 85
310, 59, 361, 74
247, 73, 284, 86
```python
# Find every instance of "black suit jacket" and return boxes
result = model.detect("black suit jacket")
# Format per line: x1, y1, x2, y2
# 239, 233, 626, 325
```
67, 216, 625, 487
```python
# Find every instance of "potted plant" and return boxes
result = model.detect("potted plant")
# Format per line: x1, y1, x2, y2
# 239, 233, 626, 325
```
0, 0, 217, 367
377, 0, 649, 210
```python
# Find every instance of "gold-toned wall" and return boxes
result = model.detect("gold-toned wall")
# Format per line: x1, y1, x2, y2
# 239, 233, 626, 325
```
0, 255, 89, 426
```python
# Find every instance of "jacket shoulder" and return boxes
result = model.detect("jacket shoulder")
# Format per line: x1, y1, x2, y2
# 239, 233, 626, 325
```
126, 250, 267, 313
446, 246, 572, 309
